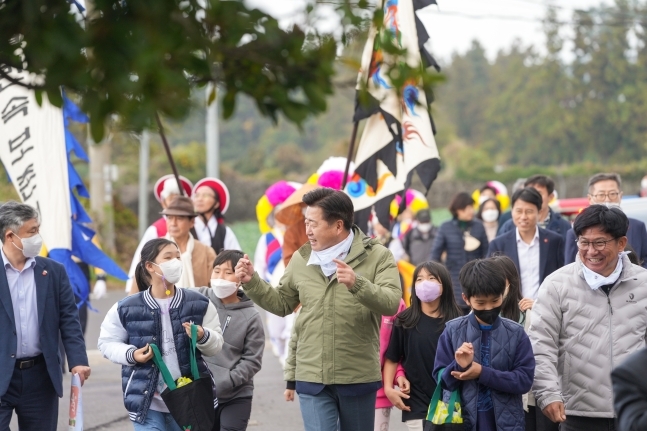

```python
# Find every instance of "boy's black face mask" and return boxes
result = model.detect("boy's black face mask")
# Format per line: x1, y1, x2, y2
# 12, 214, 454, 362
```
473, 306, 501, 325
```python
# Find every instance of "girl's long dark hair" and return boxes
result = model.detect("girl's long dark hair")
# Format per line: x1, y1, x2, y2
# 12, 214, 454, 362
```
491, 254, 522, 322
395, 261, 463, 330
134, 238, 178, 292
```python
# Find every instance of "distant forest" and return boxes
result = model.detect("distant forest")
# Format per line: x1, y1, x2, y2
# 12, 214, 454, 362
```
100, 0, 647, 190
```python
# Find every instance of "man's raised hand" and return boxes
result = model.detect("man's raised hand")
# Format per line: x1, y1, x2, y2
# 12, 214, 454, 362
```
235, 254, 255, 284
332, 258, 356, 289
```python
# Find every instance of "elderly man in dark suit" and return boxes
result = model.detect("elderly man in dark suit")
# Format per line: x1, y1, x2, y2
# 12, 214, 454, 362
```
0, 201, 90, 431
564, 173, 647, 268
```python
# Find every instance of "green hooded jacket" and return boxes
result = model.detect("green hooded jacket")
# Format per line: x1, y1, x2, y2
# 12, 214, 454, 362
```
243, 226, 401, 384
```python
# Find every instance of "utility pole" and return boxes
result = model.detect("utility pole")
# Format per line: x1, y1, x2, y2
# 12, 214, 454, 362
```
138, 130, 150, 238
88, 131, 116, 253
205, 83, 220, 178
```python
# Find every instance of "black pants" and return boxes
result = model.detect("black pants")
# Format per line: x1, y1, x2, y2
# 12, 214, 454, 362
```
0, 361, 58, 431
213, 397, 253, 431
559, 416, 616, 431
526, 406, 560, 431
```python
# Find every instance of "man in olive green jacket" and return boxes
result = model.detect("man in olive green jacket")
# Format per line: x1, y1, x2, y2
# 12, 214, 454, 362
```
236, 188, 401, 431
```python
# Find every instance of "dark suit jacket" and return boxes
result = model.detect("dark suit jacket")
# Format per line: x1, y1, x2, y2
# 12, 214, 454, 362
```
487, 227, 565, 287
564, 217, 647, 269
612, 348, 647, 431
0, 255, 88, 397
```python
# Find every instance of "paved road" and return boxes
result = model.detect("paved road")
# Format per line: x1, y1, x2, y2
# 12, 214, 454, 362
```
8, 290, 409, 430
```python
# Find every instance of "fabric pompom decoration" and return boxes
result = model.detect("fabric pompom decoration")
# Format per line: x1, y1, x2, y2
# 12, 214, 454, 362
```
256, 181, 299, 233
390, 189, 429, 219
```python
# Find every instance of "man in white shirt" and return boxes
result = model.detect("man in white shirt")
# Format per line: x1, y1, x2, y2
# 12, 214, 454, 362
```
192, 177, 241, 254
488, 187, 565, 309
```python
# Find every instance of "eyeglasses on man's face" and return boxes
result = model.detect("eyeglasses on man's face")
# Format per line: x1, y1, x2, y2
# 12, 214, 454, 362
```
575, 238, 617, 251
589, 191, 620, 201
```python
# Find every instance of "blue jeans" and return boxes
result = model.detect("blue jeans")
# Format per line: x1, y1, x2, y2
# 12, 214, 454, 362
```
298, 386, 377, 431
133, 409, 182, 431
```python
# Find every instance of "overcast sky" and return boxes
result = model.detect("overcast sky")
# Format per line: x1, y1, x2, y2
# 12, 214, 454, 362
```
245, 0, 611, 63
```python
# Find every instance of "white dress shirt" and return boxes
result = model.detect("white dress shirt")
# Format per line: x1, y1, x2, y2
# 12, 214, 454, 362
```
516, 227, 541, 300
194, 215, 242, 251
1, 247, 41, 358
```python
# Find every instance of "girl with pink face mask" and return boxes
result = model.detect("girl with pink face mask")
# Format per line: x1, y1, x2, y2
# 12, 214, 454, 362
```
382, 262, 464, 431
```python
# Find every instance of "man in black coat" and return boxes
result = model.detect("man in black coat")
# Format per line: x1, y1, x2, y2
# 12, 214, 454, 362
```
612, 348, 647, 431
564, 173, 647, 268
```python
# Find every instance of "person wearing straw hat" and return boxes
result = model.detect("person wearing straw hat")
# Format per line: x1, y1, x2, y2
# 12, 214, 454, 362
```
125, 175, 193, 293
130, 196, 216, 294
192, 178, 241, 255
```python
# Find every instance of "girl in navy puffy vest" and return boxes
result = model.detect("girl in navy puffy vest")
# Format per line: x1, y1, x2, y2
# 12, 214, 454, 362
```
99, 238, 223, 430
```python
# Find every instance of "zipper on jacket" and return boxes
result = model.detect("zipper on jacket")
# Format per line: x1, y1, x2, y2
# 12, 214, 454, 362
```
606, 290, 614, 370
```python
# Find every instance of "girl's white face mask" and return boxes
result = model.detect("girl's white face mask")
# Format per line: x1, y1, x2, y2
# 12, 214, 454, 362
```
210, 278, 240, 298
152, 258, 183, 285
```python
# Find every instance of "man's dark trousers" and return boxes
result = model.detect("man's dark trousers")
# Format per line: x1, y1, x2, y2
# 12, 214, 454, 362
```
560, 416, 616, 431
0, 360, 58, 431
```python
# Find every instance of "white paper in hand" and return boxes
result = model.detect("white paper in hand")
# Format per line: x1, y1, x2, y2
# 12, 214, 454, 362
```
69, 373, 83, 431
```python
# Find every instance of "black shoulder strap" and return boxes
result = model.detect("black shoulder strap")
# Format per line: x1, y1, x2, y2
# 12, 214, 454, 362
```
212, 222, 227, 254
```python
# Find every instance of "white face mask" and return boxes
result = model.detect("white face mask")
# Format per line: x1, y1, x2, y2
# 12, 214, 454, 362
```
481, 209, 499, 223
152, 258, 183, 285
210, 278, 240, 299
11, 232, 43, 258
417, 223, 432, 233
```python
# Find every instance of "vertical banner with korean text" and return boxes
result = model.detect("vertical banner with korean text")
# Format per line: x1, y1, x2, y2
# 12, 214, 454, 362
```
0, 67, 72, 251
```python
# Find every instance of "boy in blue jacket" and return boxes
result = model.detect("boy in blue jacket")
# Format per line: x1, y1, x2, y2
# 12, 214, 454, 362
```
433, 258, 535, 431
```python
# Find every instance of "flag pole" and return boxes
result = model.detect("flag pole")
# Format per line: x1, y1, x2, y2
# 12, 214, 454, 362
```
155, 113, 185, 197
341, 121, 359, 190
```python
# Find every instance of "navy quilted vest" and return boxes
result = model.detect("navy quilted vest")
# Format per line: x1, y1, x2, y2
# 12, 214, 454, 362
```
444, 314, 527, 431
117, 288, 213, 424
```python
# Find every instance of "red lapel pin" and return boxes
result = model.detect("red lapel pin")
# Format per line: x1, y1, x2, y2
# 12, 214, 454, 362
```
544, 239, 548, 243
42, 270, 47, 276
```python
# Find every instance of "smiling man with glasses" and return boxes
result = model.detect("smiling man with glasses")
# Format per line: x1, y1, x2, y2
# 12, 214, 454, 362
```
529, 205, 647, 431
564, 173, 647, 268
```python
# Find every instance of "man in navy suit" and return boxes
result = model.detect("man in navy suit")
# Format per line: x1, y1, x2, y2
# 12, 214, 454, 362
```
564, 173, 647, 268
0, 201, 90, 431
489, 188, 565, 307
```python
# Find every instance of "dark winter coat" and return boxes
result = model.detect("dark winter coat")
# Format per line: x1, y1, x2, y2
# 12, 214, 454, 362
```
430, 219, 489, 305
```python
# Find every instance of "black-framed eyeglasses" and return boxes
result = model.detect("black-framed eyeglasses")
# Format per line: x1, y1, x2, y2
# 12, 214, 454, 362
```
590, 192, 620, 201
575, 238, 617, 251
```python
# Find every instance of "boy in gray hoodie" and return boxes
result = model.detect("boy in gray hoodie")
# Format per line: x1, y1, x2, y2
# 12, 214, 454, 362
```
194, 250, 265, 431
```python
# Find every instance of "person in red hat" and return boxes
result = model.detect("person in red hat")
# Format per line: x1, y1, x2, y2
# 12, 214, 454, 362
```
191, 178, 241, 254
125, 175, 193, 293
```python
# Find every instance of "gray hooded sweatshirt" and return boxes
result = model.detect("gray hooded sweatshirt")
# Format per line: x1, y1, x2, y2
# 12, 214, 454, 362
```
195, 288, 265, 402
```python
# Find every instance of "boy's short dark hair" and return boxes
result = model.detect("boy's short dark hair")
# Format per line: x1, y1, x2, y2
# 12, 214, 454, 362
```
525, 175, 555, 195
459, 259, 507, 299
511, 187, 543, 211
302, 188, 355, 231
573, 205, 628, 239
213, 250, 244, 269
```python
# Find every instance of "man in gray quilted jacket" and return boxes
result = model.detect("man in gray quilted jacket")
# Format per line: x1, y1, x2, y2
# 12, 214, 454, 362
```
529, 205, 647, 431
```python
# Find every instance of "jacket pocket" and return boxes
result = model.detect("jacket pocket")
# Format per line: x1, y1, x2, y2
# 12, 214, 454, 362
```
124, 369, 135, 398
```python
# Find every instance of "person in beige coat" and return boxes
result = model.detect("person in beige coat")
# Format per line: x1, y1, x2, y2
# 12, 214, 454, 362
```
529, 205, 647, 431
131, 196, 215, 293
